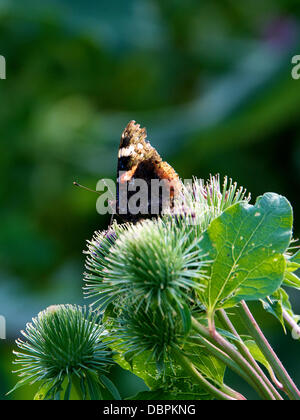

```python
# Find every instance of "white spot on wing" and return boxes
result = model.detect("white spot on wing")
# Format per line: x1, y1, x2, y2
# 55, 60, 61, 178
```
118, 145, 135, 158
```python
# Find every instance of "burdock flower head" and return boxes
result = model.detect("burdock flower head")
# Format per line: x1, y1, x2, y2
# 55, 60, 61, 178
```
10, 304, 118, 400
84, 218, 210, 332
112, 300, 185, 367
172, 175, 251, 232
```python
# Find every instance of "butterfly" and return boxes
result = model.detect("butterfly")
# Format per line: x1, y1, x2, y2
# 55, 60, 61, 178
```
115, 120, 182, 223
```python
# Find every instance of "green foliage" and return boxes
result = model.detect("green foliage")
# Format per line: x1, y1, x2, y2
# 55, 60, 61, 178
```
198, 193, 293, 314
283, 250, 300, 290
244, 340, 275, 380
109, 340, 223, 400
262, 288, 300, 333
10, 169, 300, 400
10, 173, 300, 400
80, 177, 299, 399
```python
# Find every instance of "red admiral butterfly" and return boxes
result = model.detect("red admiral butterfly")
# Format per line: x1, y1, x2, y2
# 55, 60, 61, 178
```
74, 121, 182, 223
116, 120, 182, 223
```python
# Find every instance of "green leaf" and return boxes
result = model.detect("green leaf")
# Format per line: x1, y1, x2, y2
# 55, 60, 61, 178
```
183, 341, 225, 387
99, 375, 122, 400
261, 288, 300, 333
279, 289, 300, 332
283, 271, 300, 290
261, 291, 285, 332
110, 336, 225, 400
244, 340, 274, 379
285, 261, 300, 273
33, 382, 54, 400
285, 250, 300, 274
199, 193, 292, 313
283, 251, 300, 289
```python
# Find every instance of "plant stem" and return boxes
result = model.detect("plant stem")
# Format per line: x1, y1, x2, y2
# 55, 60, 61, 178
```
221, 384, 247, 401
238, 301, 300, 400
172, 345, 245, 400
217, 309, 283, 400
189, 335, 260, 393
192, 316, 275, 400
282, 308, 300, 338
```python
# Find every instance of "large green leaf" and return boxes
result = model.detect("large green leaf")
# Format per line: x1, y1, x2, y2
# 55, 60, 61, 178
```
110, 339, 225, 400
199, 193, 292, 313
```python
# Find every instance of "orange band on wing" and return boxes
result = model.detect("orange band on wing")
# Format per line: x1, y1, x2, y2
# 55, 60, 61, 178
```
119, 165, 138, 183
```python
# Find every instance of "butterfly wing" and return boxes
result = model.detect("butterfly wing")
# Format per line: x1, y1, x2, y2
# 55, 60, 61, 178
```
116, 120, 181, 223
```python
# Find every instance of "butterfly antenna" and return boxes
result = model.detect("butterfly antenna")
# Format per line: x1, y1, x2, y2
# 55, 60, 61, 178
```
73, 181, 102, 195
74, 181, 118, 227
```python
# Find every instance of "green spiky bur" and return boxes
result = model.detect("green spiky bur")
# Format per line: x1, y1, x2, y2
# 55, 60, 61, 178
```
84, 218, 209, 328
111, 301, 184, 363
169, 175, 251, 234
10, 305, 114, 400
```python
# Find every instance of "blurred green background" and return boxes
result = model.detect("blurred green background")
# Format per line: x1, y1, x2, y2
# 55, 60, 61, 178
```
0, 0, 300, 400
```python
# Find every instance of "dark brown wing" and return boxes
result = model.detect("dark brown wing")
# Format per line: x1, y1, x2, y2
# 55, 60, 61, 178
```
116, 120, 181, 223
